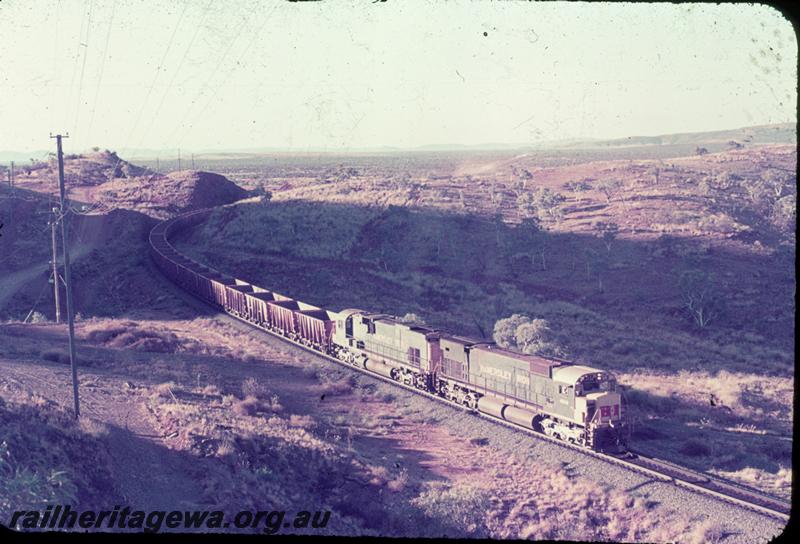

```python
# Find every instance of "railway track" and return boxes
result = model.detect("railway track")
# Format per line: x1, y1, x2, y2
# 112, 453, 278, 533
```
151, 210, 792, 523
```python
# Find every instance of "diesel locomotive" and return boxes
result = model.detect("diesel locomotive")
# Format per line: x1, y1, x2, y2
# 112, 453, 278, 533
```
150, 208, 629, 452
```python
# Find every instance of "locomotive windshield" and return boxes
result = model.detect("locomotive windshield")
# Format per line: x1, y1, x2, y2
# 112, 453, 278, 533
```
575, 374, 615, 395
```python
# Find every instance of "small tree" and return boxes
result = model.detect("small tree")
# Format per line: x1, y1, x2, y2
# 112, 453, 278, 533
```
516, 191, 536, 218
253, 186, 273, 204
492, 314, 530, 348
763, 169, 791, 199
741, 178, 768, 207
771, 194, 796, 232
512, 179, 527, 197
678, 270, 724, 328
514, 318, 557, 356
491, 212, 505, 245
510, 217, 548, 271
532, 187, 565, 224
532, 229, 550, 270
698, 178, 714, 197
596, 179, 622, 203
711, 172, 734, 191
594, 221, 619, 255
492, 315, 564, 357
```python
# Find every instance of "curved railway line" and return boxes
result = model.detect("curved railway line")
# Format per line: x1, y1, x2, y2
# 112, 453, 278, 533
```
149, 207, 791, 523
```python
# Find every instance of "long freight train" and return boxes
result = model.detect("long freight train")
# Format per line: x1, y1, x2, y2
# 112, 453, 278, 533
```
149, 208, 629, 451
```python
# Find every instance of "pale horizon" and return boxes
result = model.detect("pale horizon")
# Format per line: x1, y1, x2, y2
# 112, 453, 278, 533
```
0, 1, 796, 156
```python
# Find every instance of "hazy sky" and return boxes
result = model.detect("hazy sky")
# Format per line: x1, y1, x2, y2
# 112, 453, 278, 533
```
0, 1, 796, 153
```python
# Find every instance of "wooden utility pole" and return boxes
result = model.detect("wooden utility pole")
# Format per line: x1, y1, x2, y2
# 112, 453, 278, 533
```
50, 210, 61, 323
177, 148, 181, 171
51, 133, 80, 419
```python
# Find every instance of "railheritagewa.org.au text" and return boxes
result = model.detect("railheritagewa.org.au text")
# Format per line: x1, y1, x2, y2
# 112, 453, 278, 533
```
8, 505, 331, 533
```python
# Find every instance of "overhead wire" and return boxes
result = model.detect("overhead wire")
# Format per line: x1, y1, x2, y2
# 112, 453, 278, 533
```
63, 0, 89, 130
105, 1, 190, 181
132, 0, 215, 156
118, 3, 190, 153
161, 2, 257, 148
85, 1, 117, 145
71, 0, 96, 139
175, 0, 279, 150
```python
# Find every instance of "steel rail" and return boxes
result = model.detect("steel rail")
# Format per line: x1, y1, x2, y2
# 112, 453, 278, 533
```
148, 209, 792, 523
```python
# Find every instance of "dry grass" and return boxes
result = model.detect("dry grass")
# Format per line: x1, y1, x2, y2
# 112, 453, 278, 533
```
386, 470, 409, 493
153, 381, 177, 400
0, 396, 117, 524
232, 395, 260, 416
288, 414, 316, 429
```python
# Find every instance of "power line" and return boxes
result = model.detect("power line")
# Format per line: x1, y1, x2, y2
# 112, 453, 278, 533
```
162, 5, 254, 146
23, 281, 51, 324
63, 0, 90, 131
71, 0, 96, 138
105, 2, 189, 181
85, 1, 117, 144
124, 3, 190, 148
133, 0, 214, 153
174, 1, 278, 149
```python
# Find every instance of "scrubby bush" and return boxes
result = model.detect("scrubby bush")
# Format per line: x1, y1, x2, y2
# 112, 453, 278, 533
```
232, 395, 260, 416
410, 483, 491, 537
28, 312, 48, 324
241, 377, 270, 399
564, 180, 592, 191
153, 382, 176, 400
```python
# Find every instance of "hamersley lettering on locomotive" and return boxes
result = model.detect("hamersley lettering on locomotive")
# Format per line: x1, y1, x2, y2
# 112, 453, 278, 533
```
150, 210, 629, 452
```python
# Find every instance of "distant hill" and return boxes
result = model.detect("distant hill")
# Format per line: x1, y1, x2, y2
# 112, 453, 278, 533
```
557, 123, 796, 149
0, 123, 794, 162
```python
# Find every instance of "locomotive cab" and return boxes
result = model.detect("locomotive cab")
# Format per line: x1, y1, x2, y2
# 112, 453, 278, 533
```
551, 366, 628, 451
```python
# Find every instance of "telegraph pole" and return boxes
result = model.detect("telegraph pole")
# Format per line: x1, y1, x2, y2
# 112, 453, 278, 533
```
51, 133, 80, 419
50, 210, 61, 323
8, 162, 13, 230
177, 148, 181, 171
